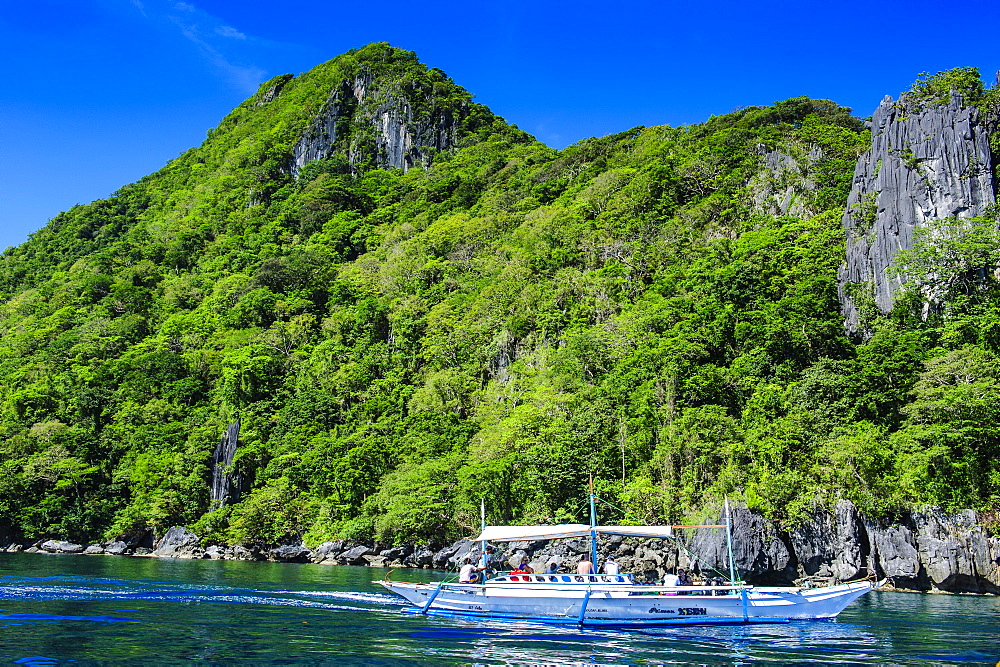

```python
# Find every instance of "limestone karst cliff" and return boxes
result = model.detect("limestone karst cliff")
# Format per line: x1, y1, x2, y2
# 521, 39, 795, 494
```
290, 67, 467, 175
210, 421, 244, 507
838, 90, 996, 330
750, 146, 824, 219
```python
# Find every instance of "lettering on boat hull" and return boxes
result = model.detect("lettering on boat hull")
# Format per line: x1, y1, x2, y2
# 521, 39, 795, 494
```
678, 607, 707, 616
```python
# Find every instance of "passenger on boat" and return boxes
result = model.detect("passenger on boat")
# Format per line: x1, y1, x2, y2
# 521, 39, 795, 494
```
601, 556, 619, 575
477, 546, 495, 582
663, 571, 679, 589
512, 556, 534, 574
675, 568, 692, 594
545, 562, 559, 574
576, 557, 594, 575
459, 558, 477, 583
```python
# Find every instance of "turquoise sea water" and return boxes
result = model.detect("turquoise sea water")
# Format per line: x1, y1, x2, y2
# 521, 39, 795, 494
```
0, 552, 997, 664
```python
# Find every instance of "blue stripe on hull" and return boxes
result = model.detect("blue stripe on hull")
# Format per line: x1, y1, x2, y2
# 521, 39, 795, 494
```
401, 607, 791, 627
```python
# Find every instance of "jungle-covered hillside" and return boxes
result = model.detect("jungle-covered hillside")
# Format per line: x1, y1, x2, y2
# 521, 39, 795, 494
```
1, 44, 998, 548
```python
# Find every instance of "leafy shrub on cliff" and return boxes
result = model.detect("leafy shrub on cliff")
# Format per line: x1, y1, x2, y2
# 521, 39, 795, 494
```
902, 67, 986, 108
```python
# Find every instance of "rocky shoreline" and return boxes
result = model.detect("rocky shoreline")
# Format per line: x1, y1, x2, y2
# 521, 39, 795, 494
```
5, 500, 998, 595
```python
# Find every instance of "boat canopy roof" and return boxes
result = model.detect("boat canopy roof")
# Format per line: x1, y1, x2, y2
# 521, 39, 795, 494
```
474, 524, 676, 542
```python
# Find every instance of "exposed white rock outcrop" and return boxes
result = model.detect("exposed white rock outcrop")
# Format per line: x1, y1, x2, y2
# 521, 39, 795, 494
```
291, 68, 460, 176
151, 526, 203, 559
750, 146, 823, 218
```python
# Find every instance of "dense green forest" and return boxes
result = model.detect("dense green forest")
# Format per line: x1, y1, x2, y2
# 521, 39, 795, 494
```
1, 45, 998, 548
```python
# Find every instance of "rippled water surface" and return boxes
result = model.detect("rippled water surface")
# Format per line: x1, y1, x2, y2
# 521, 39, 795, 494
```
0, 552, 997, 664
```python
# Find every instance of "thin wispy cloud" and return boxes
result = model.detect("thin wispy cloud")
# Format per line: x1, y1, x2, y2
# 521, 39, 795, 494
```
169, 15, 265, 91
216, 26, 247, 40
130, 0, 273, 93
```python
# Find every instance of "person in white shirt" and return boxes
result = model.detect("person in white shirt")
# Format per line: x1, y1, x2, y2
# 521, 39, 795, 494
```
469, 545, 495, 583
601, 556, 619, 575
663, 571, 680, 587
477, 546, 494, 571
459, 558, 477, 583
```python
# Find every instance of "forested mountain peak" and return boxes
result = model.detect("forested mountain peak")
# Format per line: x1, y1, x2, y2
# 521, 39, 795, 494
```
0, 44, 511, 297
1, 54, 998, 549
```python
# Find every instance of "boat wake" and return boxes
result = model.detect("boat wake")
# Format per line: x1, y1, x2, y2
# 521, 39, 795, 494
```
0, 573, 400, 615
272, 589, 404, 606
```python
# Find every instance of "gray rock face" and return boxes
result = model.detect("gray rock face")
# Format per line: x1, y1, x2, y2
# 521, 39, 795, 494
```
104, 541, 129, 555
432, 538, 472, 569
194, 544, 259, 561
210, 421, 244, 507
686, 507, 795, 584
839, 93, 996, 330
269, 544, 313, 563
363, 554, 388, 567
152, 526, 203, 559
40, 540, 85, 554
292, 85, 344, 174
750, 147, 823, 218
84, 544, 105, 555
867, 519, 921, 583
291, 68, 460, 176
790, 499, 867, 582
122, 530, 155, 550
339, 545, 374, 565
226, 545, 261, 561
254, 73, 293, 107
379, 545, 412, 561
406, 547, 434, 567
909, 510, 998, 593
312, 541, 346, 563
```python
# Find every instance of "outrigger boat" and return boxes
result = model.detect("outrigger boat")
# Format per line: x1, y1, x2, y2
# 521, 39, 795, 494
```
379, 494, 882, 627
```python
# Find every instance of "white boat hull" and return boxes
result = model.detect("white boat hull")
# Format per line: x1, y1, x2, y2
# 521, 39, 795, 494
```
379, 577, 879, 626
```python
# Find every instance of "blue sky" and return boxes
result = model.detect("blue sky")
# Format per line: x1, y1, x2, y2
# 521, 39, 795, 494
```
3, 0, 999, 250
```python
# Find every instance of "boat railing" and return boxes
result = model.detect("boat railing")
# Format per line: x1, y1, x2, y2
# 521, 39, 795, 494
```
624, 584, 751, 595
488, 573, 636, 585
473, 573, 753, 592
